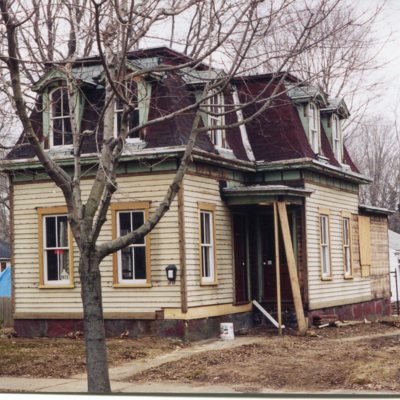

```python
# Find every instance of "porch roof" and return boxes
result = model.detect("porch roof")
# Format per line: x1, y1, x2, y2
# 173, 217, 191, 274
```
221, 184, 313, 206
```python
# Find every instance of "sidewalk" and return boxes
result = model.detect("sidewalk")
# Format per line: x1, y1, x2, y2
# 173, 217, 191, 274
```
0, 336, 266, 394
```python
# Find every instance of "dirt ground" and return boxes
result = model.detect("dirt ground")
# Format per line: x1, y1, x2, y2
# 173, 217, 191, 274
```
129, 321, 400, 393
0, 335, 186, 378
2, 321, 400, 393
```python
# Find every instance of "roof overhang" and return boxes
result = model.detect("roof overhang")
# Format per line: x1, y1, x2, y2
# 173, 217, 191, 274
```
359, 204, 394, 216
255, 157, 371, 185
221, 184, 313, 206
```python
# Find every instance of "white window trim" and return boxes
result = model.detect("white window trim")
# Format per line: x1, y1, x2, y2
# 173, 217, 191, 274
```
199, 203, 217, 285
206, 91, 228, 149
342, 216, 353, 278
320, 213, 331, 279
116, 210, 147, 285
113, 82, 141, 142
308, 102, 320, 153
331, 114, 342, 162
49, 87, 73, 148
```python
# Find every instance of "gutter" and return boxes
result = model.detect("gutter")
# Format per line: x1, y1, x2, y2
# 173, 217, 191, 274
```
256, 157, 371, 184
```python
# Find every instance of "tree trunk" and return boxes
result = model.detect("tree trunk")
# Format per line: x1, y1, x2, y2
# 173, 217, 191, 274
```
79, 245, 111, 393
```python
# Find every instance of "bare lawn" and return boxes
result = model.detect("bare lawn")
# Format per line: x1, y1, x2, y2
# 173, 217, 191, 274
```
1, 321, 400, 393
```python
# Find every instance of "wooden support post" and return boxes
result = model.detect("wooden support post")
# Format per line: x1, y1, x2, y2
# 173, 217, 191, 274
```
277, 201, 307, 334
273, 202, 282, 336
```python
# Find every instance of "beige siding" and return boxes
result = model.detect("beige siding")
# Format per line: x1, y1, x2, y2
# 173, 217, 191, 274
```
305, 182, 371, 309
370, 216, 390, 298
13, 173, 181, 315
183, 174, 234, 307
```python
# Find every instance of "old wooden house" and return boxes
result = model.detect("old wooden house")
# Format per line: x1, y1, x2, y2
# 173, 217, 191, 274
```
2, 48, 391, 338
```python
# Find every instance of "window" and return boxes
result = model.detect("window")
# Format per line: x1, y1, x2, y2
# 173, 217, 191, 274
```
319, 213, 331, 279
205, 91, 228, 148
111, 202, 151, 287
199, 203, 217, 284
49, 87, 73, 147
342, 216, 352, 277
38, 207, 74, 288
307, 102, 320, 153
114, 82, 140, 140
332, 114, 342, 161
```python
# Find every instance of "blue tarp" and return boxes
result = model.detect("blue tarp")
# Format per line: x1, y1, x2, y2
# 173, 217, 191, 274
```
0, 266, 11, 297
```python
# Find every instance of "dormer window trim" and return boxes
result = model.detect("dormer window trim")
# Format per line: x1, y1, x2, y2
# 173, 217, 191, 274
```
331, 114, 342, 162
49, 86, 73, 148
205, 90, 229, 150
307, 101, 320, 154
114, 81, 140, 142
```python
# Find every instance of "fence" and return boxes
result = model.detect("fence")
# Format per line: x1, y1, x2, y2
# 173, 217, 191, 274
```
0, 297, 12, 327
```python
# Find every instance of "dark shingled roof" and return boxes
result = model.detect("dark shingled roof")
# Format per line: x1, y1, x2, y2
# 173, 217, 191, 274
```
5, 47, 359, 175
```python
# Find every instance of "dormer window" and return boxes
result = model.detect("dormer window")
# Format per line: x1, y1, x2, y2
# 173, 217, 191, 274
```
307, 102, 320, 153
114, 82, 140, 140
205, 91, 228, 149
49, 87, 73, 147
331, 114, 342, 162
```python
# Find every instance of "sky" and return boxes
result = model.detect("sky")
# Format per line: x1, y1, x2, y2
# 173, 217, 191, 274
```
359, 0, 400, 119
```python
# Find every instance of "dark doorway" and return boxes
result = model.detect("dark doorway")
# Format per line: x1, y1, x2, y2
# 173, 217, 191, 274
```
260, 212, 293, 303
233, 213, 249, 304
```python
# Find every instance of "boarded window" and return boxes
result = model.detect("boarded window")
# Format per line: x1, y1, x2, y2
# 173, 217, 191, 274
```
358, 215, 371, 277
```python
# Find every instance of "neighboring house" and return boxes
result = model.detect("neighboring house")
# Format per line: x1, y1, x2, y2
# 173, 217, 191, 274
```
388, 230, 400, 306
2, 47, 392, 338
0, 240, 10, 272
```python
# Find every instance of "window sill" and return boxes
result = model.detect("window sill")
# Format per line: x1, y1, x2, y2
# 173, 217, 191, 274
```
344, 274, 354, 280
113, 283, 152, 288
39, 284, 75, 289
320, 276, 332, 281
200, 281, 218, 286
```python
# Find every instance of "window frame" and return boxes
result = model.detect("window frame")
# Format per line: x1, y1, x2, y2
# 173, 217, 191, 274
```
319, 209, 332, 280
111, 202, 151, 288
307, 102, 320, 154
113, 81, 141, 142
205, 91, 228, 149
342, 211, 353, 279
38, 206, 74, 289
198, 202, 218, 285
331, 114, 342, 162
49, 87, 73, 148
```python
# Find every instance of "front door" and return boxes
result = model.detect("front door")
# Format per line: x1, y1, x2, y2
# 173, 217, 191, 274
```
260, 213, 293, 303
233, 213, 249, 304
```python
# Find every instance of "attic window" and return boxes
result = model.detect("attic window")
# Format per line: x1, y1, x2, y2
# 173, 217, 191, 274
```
50, 87, 73, 147
114, 82, 140, 140
331, 114, 342, 162
205, 91, 228, 149
307, 102, 320, 153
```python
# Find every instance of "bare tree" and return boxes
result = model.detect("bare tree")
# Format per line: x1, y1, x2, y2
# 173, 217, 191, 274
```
347, 116, 400, 230
0, 0, 372, 393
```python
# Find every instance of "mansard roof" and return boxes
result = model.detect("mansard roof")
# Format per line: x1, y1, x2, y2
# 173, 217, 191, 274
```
5, 47, 360, 177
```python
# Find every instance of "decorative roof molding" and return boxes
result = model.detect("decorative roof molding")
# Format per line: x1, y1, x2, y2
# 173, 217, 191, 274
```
320, 97, 350, 119
286, 83, 328, 107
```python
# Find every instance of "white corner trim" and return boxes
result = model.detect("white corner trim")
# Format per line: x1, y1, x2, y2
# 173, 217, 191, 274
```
232, 88, 255, 162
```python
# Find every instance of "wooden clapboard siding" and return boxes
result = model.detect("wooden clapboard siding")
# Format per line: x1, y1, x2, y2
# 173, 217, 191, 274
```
13, 173, 182, 315
304, 182, 371, 310
369, 216, 390, 298
183, 174, 234, 307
